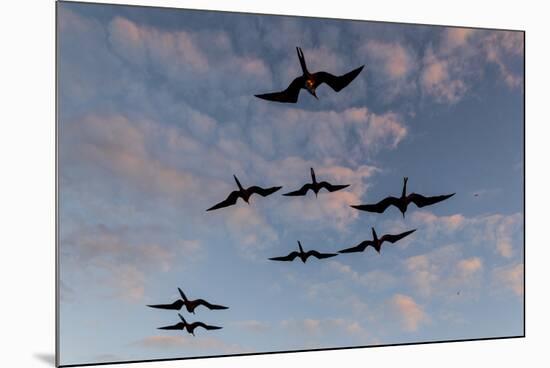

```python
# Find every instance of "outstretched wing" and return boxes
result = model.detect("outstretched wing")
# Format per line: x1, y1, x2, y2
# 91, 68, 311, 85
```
192, 322, 223, 331
195, 299, 229, 311
157, 322, 185, 330
351, 196, 401, 213
255, 76, 304, 103
338, 240, 374, 254
248, 185, 282, 197
318, 181, 350, 193
307, 250, 338, 260
269, 251, 300, 262
379, 229, 417, 245
407, 193, 455, 208
147, 299, 184, 311
206, 191, 241, 211
282, 183, 314, 196
313, 65, 364, 92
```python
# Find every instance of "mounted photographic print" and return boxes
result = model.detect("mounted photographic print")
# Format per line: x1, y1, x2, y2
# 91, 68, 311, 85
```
56, 1, 525, 366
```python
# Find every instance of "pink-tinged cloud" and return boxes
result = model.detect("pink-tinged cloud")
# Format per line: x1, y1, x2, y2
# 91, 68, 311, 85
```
456, 257, 483, 277
329, 260, 397, 290
281, 318, 368, 339
232, 320, 270, 333
363, 40, 416, 79
135, 335, 245, 353
493, 263, 524, 296
223, 206, 278, 259
390, 294, 428, 332
109, 16, 209, 72
64, 114, 200, 197
443, 28, 475, 50
410, 211, 465, 236
421, 48, 467, 103
64, 223, 204, 302
107, 16, 272, 85
421, 29, 523, 103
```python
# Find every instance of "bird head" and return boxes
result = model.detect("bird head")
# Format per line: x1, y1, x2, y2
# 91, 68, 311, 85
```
305, 79, 318, 99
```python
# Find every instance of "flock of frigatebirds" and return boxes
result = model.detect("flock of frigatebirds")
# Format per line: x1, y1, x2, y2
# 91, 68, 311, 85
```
208, 174, 453, 262
147, 46, 455, 337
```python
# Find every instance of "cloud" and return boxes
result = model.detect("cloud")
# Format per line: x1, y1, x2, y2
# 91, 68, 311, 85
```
493, 263, 524, 296
328, 261, 397, 290
443, 28, 475, 50
403, 244, 484, 298
134, 335, 245, 353
231, 320, 271, 333
365, 41, 416, 79
421, 47, 468, 104
420, 28, 523, 104
456, 257, 483, 277
408, 211, 522, 259
61, 114, 200, 198
258, 106, 407, 163
281, 318, 368, 339
63, 223, 202, 301
107, 16, 271, 93
390, 294, 428, 332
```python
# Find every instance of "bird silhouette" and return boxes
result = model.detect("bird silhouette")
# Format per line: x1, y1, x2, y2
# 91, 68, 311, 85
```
207, 175, 282, 211
255, 47, 364, 103
269, 241, 338, 263
338, 228, 416, 254
157, 313, 222, 336
147, 288, 228, 314
283, 168, 350, 197
351, 177, 454, 217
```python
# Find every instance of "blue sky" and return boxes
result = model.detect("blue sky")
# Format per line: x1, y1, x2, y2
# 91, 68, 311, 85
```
57, 2, 524, 365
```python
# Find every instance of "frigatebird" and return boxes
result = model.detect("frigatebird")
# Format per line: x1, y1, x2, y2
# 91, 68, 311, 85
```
147, 288, 228, 314
269, 241, 338, 263
283, 168, 350, 197
255, 47, 364, 103
207, 175, 282, 211
157, 313, 222, 336
338, 228, 416, 254
351, 177, 455, 217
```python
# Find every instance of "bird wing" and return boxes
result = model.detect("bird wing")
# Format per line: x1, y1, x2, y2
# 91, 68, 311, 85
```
313, 65, 364, 92
192, 322, 223, 331
307, 250, 338, 259
338, 240, 374, 253
195, 299, 229, 311
269, 251, 300, 262
318, 181, 350, 193
147, 299, 184, 310
282, 183, 314, 196
206, 191, 241, 211
351, 196, 401, 213
407, 193, 455, 208
379, 229, 417, 244
248, 185, 282, 197
157, 322, 185, 330
254, 76, 304, 103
